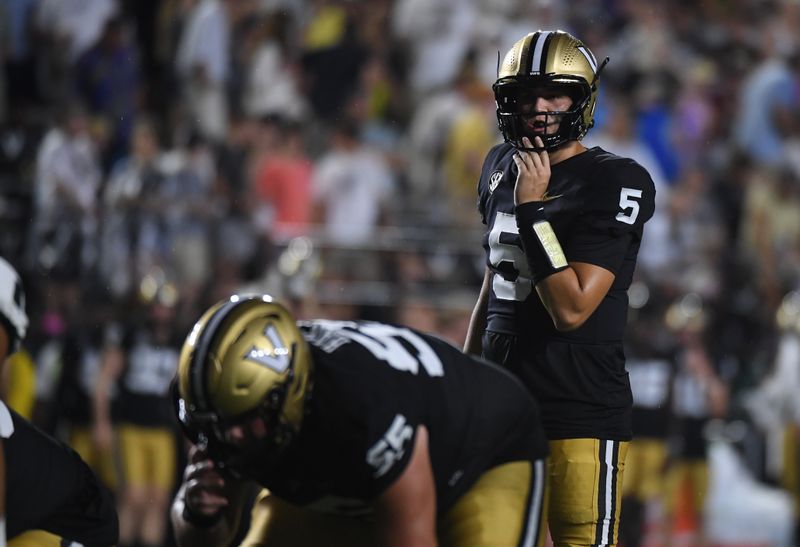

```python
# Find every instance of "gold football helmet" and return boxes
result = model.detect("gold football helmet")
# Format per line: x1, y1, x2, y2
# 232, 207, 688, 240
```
174, 294, 313, 471
493, 29, 608, 151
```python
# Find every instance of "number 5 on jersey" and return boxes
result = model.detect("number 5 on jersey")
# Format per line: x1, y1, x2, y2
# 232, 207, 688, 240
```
488, 212, 533, 301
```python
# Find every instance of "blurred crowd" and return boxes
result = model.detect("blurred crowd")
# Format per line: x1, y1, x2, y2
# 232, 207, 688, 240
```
2, 0, 800, 545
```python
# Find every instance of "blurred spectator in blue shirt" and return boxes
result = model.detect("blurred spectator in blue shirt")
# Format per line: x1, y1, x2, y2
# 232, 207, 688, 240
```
74, 15, 141, 169
734, 45, 800, 167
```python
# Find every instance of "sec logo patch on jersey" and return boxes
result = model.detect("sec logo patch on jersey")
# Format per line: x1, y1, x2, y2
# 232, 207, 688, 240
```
489, 170, 503, 193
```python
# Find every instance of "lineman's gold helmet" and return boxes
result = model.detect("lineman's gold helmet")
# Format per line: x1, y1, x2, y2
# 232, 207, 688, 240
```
174, 294, 312, 471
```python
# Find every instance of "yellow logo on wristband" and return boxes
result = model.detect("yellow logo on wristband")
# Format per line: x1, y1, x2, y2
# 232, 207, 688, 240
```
533, 221, 567, 269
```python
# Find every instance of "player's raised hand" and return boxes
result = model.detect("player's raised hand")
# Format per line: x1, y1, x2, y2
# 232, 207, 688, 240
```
512, 136, 551, 205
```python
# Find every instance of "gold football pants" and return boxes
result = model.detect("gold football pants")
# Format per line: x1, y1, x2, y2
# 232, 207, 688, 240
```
8, 530, 61, 547
547, 438, 628, 547
621, 438, 667, 502
117, 424, 176, 490
239, 459, 548, 547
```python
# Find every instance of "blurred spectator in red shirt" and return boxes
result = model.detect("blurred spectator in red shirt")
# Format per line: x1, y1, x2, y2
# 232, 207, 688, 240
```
251, 117, 313, 243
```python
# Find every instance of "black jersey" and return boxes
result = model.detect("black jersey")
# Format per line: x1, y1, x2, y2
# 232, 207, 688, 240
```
114, 327, 180, 427
477, 143, 656, 440
237, 320, 547, 516
627, 356, 673, 439
56, 329, 105, 427
3, 403, 118, 545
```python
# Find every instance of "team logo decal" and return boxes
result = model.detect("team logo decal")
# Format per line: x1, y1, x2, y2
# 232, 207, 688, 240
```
489, 170, 503, 193
244, 324, 291, 373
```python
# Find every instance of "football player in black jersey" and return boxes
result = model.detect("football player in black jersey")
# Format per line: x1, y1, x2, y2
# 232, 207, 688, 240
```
171, 294, 549, 547
463, 30, 656, 546
0, 257, 118, 546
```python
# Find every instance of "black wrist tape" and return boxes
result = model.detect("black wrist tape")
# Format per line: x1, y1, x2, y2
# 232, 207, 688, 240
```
182, 503, 224, 529
515, 201, 568, 284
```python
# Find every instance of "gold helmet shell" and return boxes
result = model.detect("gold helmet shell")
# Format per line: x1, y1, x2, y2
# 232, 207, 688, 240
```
493, 29, 607, 151
176, 294, 312, 460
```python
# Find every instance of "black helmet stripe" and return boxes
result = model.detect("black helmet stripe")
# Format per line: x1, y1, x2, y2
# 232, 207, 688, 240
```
529, 30, 553, 75
190, 298, 249, 411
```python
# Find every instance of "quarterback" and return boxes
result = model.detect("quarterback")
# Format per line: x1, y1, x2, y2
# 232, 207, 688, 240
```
171, 294, 549, 547
464, 30, 656, 546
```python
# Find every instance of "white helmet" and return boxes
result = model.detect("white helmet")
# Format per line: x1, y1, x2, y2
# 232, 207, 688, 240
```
0, 257, 28, 353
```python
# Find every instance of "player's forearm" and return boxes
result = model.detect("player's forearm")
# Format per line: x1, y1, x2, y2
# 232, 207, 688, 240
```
514, 201, 613, 330
534, 269, 594, 330
513, 202, 582, 329
536, 260, 615, 331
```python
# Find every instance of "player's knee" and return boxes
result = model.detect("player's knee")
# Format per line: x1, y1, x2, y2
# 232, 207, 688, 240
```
122, 485, 149, 509
145, 485, 171, 508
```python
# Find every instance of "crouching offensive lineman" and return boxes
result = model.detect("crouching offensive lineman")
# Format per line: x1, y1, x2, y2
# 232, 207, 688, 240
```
171, 294, 549, 547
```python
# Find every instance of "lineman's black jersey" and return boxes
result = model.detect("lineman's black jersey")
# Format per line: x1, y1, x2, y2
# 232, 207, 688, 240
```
2, 402, 118, 544
237, 320, 548, 516
477, 143, 655, 440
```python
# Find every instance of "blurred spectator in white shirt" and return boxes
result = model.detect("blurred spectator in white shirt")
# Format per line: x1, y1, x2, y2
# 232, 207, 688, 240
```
100, 118, 165, 299
175, 0, 230, 142
391, 0, 477, 98
311, 117, 394, 247
471, 0, 564, 87
241, 11, 308, 121
30, 103, 102, 279
35, 0, 118, 61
